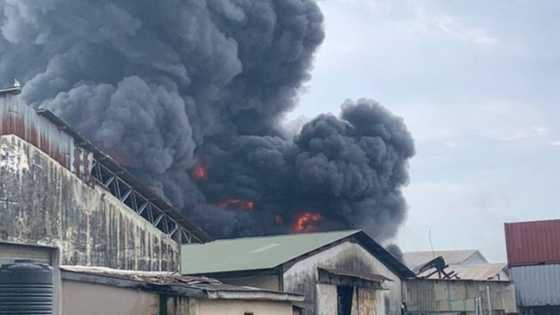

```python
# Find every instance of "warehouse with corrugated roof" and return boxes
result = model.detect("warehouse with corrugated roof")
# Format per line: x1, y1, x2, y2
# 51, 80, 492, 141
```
182, 230, 415, 315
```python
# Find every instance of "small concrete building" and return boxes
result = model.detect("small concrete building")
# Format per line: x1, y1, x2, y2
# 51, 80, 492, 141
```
181, 230, 416, 315
60, 265, 304, 315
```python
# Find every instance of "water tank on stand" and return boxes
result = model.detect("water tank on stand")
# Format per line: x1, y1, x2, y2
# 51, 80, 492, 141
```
0, 260, 54, 315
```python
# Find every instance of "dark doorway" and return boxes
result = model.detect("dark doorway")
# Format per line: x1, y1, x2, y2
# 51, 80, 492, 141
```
337, 286, 354, 315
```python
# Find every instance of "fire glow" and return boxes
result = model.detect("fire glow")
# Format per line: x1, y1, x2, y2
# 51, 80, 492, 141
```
292, 212, 322, 233
192, 161, 208, 181
216, 199, 255, 211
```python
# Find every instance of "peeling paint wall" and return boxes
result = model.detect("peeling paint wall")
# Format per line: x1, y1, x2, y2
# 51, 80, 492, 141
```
404, 279, 517, 314
283, 240, 401, 315
0, 135, 179, 271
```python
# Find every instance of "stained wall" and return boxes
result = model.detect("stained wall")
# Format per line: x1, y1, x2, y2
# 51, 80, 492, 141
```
0, 134, 179, 271
283, 240, 402, 315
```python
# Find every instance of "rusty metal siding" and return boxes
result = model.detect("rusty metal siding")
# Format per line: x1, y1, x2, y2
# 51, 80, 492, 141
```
0, 94, 93, 181
510, 264, 560, 307
505, 220, 560, 267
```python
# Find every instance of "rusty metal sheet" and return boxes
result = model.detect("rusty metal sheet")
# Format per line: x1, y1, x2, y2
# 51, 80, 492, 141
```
0, 94, 93, 181
505, 220, 560, 267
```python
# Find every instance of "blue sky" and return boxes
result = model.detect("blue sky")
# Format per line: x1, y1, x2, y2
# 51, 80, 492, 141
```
291, 0, 560, 262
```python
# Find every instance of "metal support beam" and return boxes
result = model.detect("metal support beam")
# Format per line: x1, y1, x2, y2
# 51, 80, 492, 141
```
90, 158, 201, 244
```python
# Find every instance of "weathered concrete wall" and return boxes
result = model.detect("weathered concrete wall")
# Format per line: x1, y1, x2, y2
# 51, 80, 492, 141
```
62, 280, 159, 315
0, 135, 179, 271
316, 283, 337, 315
283, 240, 401, 315
216, 273, 281, 291
192, 299, 293, 315
404, 279, 517, 314
169, 295, 295, 315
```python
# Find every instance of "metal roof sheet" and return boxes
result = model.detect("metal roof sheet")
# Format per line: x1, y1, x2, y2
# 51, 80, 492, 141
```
505, 219, 560, 267
181, 230, 415, 278
403, 250, 486, 272
416, 263, 508, 281
182, 230, 359, 274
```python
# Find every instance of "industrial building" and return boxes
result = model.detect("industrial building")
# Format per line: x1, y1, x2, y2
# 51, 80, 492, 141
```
181, 230, 415, 315
505, 219, 560, 315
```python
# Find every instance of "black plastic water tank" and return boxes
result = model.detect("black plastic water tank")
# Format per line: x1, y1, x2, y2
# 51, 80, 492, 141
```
0, 261, 54, 315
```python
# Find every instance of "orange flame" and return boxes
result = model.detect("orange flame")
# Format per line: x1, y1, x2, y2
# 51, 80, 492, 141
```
192, 161, 208, 181
292, 212, 321, 233
216, 199, 255, 211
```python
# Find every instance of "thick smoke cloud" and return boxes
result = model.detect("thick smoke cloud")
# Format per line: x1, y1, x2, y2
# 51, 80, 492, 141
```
0, 0, 414, 242
197, 99, 414, 240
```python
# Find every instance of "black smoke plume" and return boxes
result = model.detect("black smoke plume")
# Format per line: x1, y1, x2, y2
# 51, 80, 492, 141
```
0, 0, 414, 241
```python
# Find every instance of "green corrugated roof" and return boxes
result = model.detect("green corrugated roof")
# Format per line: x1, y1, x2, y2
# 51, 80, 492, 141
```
181, 230, 361, 275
